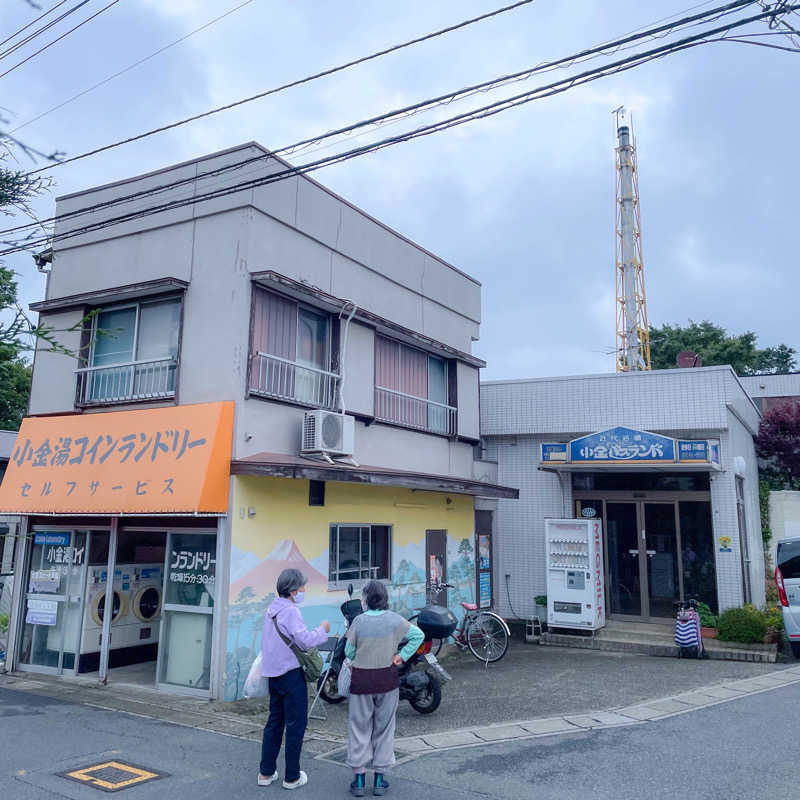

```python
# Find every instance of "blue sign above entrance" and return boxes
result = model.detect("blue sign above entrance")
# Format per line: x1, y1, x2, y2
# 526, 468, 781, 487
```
570, 427, 676, 463
540, 428, 721, 467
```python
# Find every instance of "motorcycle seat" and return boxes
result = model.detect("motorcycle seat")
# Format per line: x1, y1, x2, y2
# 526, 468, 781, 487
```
460, 601, 478, 611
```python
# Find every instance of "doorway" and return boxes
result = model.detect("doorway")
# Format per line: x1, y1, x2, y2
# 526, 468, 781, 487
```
425, 530, 447, 607
577, 497, 716, 620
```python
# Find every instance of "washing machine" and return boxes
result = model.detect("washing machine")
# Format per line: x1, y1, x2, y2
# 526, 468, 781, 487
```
79, 567, 129, 658
113, 564, 163, 651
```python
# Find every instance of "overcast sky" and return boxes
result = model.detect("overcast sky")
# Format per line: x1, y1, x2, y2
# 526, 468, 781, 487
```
3, 0, 798, 379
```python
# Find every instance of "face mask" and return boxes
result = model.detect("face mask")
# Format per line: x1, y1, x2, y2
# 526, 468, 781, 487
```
294, 591, 305, 604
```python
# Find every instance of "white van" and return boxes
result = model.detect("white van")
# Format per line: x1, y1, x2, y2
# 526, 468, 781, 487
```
775, 536, 800, 657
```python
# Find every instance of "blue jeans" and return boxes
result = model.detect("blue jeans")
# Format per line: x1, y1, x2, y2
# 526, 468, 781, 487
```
260, 667, 308, 782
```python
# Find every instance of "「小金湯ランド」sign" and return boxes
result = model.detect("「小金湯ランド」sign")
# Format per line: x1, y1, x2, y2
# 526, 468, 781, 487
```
0, 402, 234, 515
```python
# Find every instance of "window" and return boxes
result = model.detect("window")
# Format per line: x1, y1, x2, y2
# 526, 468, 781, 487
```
78, 297, 181, 405
329, 524, 391, 586
250, 288, 338, 408
309, 480, 325, 507
374, 336, 455, 435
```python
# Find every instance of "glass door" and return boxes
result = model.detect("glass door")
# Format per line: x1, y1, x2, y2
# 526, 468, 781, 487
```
643, 503, 680, 618
157, 532, 216, 693
605, 503, 643, 616
18, 531, 87, 674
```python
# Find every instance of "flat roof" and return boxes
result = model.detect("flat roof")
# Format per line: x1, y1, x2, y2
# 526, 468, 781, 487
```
56, 141, 480, 288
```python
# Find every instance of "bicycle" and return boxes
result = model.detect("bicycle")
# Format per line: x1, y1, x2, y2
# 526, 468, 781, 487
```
427, 580, 510, 663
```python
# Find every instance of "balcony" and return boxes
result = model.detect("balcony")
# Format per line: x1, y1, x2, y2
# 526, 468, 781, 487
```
75, 357, 177, 406
374, 386, 457, 437
250, 352, 340, 410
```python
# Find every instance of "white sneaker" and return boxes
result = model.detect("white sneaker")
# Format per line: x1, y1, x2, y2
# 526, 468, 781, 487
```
258, 772, 279, 786
282, 771, 308, 790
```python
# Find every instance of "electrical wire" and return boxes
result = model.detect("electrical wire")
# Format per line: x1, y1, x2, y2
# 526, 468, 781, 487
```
0, 0, 122, 81
0, 0, 72, 49
3, 3, 791, 256
3, 0, 767, 239
0, 0, 92, 61
9, 0, 257, 134
17, 0, 539, 174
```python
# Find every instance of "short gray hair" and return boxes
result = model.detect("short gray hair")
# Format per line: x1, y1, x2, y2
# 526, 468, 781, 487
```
277, 568, 307, 598
362, 580, 389, 611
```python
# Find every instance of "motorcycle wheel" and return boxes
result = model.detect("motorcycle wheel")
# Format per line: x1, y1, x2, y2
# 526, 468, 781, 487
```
317, 671, 346, 704
408, 671, 442, 714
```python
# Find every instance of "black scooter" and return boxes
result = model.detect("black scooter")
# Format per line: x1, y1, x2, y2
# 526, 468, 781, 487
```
317, 584, 456, 714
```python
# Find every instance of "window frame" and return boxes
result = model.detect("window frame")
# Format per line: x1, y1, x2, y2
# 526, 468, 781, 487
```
328, 523, 392, 589
248, 287, 338, 409
77, 293, 183, 408
373, 335, 456, 437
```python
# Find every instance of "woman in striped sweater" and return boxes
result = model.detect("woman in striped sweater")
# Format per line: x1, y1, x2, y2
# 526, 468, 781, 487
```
345, 580, 424, 797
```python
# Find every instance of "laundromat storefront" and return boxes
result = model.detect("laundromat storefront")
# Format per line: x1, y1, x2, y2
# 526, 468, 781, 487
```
0, 402, 233, 696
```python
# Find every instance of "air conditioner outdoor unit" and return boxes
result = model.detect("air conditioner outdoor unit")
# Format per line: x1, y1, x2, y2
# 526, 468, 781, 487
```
301, 410, 355, 458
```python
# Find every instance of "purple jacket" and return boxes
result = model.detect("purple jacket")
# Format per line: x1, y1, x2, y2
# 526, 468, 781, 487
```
260, 596, 327, 678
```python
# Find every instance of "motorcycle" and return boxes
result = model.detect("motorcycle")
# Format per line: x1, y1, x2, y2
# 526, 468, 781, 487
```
316, 584, 456, 714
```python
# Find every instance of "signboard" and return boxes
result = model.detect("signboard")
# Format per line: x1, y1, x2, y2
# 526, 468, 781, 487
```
540, 428, 720, 468
0, 401, 234, 514
540, 443, 568, 463
166, 534, 217, 607
479, 572, 491, 608
34, 532, 70, 547
29, 569, 61, 594
571, 427, 676, 463
26, 598, 58, 626
719, 536, 733, 553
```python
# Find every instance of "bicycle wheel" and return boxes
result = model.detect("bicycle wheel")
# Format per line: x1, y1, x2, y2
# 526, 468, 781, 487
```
466, 613, 509, 663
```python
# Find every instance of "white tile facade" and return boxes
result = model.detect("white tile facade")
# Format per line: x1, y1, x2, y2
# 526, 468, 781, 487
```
481, 367, 766, 619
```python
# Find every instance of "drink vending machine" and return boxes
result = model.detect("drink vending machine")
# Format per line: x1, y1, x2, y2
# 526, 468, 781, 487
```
545, 518, 606, 631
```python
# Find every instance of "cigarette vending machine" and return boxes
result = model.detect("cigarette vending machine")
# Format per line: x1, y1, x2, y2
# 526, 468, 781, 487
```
545, 518, 606, 631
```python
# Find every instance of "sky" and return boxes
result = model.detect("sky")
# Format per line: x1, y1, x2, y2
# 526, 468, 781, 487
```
2, 0, 799, 380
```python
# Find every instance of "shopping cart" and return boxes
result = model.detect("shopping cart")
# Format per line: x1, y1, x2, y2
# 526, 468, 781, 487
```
674, 599, 705, 659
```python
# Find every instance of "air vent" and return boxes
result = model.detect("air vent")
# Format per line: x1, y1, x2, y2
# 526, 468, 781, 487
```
301, 410, 354, 457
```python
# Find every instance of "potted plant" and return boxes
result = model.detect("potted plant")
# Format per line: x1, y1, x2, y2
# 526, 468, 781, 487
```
534, 595, 547, 617
696, 601, 718, 638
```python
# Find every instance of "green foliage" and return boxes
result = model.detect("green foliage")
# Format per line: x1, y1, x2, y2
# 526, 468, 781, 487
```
716, 606, 768, 643
648, 320, 796, 375
765, 577, 779, 605
696, 601, 717, 628
764, 606, 784, 634
0, 612, 8, 634
534, 595, 547, 607
759, 478, 772, 554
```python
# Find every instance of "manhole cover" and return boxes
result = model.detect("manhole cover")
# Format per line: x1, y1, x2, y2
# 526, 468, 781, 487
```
58, 761, 167, 793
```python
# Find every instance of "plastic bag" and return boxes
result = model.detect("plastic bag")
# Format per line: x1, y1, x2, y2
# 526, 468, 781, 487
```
243, 652, 269, 698
337, 657, 352, 698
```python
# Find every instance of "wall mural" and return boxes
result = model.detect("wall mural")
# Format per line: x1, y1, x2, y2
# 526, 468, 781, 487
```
224, 536, 476, 701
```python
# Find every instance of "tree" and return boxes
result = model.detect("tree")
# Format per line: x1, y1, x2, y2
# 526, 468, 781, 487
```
756, 404, 800, 489
649, 320, 796, 375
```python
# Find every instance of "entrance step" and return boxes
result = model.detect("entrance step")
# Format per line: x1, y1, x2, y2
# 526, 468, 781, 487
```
542, 630, 778, 663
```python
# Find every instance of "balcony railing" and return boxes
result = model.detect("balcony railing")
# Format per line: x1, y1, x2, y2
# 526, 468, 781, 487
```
75, 357, 177, 406
374, 386, 457, 437
250, 352, 340, 410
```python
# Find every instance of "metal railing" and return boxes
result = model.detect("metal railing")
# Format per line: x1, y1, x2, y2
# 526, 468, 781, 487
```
75, 357, 176, 405
250, 352, 340, 410
374, 386, 457, 437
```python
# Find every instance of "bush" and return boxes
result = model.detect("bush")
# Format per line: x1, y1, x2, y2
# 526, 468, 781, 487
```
765, 578, 779, 605
0, 613, 8, 634
696, 601, 717, 628
534, 595, 547, 607
764, 605, 784, 634
716, 606, 768, 643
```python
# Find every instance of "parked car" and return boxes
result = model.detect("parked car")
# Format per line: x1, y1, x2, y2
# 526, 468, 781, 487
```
775, 536, 800, 657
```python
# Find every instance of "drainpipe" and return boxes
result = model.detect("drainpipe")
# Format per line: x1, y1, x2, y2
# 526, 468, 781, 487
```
337, 301, 357, 416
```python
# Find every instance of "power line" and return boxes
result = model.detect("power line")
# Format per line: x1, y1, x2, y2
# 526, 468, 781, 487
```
9, 0, 256, 134
0, 0, 92, 61
3, 3, 791, 256
19, 0, 542, 174
0, 0, 71, 49
5, 0, 764, 237
0, 0, 122, 81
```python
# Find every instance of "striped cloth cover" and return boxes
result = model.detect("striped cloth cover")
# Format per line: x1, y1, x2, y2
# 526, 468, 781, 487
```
674, 609, 703, 653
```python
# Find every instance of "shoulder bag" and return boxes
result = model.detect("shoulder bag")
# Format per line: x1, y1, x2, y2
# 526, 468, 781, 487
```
272, 615, 323, 683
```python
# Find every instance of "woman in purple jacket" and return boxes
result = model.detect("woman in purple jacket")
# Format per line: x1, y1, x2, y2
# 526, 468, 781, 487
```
258, 568, 329, 790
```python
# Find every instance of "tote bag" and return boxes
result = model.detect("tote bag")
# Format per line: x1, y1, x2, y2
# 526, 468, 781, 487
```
272, 616, 323, 683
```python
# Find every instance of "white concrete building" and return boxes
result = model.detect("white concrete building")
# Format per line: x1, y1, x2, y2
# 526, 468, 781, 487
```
480, 367, 764, 624
0, 143, 515, 698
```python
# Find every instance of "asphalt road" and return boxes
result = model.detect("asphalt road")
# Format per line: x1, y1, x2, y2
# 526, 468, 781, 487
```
0, 682, 794, 799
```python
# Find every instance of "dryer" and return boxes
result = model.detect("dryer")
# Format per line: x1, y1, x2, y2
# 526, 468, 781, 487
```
80, 567, 129, 656
113, 564, 163, 650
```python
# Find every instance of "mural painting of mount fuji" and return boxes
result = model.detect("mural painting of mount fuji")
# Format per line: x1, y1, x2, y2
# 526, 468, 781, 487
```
224, 536, 475, 701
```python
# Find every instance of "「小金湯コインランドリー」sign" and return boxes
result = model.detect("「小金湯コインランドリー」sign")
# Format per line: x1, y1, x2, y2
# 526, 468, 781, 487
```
0, 402, 233, 515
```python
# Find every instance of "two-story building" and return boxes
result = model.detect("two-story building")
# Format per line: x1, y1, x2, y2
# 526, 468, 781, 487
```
0, 143, 516, 700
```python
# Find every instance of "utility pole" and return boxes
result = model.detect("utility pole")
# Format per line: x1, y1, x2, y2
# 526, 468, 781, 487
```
614, 107, 651, 372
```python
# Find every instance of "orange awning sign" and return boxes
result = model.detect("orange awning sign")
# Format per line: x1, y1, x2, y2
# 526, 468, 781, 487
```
0, 401, 234, 515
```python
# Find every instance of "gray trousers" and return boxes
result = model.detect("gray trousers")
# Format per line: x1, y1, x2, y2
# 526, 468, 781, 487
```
346, 689, 399, 770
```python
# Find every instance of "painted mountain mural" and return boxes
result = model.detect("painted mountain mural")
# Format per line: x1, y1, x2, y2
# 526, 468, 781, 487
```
229, 539, 327, 600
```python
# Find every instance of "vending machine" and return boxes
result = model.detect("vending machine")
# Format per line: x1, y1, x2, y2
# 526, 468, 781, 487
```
545, 518, 606, 631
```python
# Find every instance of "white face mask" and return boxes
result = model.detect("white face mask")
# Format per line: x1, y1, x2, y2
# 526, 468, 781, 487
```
293, 591, 305, 604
